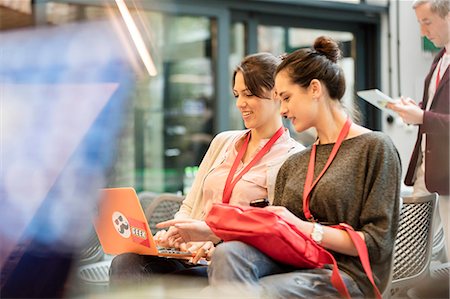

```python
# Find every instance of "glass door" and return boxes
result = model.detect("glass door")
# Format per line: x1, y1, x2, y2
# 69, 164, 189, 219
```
139, 14, 215, 193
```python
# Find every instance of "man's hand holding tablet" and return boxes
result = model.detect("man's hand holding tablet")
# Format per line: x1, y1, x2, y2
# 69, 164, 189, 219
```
356, 89, 399, 117
357, 89, 424, 125
386, 97, 424, 125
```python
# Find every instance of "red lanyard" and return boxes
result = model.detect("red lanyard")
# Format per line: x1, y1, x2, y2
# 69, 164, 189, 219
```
222, 127, 284, 204
436, 50, 446, 90
436, 59, 443, 90
303, 118, 352, 221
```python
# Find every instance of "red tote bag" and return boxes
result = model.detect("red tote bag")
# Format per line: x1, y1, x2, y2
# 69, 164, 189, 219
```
206, 204, 329, 268
205, 203, 381, 299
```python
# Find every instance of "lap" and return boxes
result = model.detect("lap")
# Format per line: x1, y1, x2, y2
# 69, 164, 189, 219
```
109, 253, 208, 290
211, 241, 294, 278
260, 268, 363, 299
211, 241, 364, 298
110, 253, 208, 276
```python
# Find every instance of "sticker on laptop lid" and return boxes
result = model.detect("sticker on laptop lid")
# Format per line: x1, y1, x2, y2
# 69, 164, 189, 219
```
128, 217, 151, 248
112, 211, 131, 238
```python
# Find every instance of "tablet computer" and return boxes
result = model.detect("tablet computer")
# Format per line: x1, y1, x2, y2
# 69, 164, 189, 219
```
356, 89, 398, 116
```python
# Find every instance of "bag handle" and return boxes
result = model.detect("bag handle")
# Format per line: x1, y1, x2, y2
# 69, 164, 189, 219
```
312, 225, 382, 299
335, 224, 383, 299
319, 250, 351, 299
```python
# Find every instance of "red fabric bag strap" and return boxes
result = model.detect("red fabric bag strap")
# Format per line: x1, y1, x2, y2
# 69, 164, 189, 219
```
335, 224, 383, 299
222, 127, 284, 203
317, 249, 351, 299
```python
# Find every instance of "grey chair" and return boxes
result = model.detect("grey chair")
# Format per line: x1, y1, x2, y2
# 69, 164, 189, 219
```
77, 260, 111, 293
77, 229, 104, 266
137, 191, 159, 213
431, 224, 447, 262
73, 230, 110, 295
431, 261, 450, 280
388, 193, 438, 298
143, 193, 185, 233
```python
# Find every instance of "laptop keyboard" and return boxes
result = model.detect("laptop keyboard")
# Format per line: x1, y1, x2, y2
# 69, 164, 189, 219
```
157, 247, 193, 256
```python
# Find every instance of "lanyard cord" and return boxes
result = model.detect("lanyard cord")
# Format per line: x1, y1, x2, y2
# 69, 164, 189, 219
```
436, 49, 447, 89
222, 126, 284, 204
303, 118, 352, 221
436, 59, 443, 89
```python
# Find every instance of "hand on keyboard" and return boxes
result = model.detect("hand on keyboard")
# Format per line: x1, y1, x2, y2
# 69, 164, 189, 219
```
188, 241, 215, 264
154, 226, 186, 249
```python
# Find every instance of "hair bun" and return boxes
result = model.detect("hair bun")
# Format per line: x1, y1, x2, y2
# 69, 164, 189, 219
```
313, 36, 342, 63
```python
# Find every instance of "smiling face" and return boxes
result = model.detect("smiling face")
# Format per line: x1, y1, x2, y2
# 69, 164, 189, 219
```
233, 71, 279, 130
415, 2, 450, 48
275, 70, 318, 133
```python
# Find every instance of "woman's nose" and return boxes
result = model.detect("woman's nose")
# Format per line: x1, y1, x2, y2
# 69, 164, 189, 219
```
236, 95, 246, 108
280, 102, 288, 117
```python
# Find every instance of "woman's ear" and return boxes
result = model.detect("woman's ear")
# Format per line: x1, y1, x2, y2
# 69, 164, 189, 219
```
309, 79, 322, 100
271, 89, 280, 102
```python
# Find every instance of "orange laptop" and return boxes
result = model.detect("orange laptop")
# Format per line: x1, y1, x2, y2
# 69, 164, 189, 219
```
94, 187, 193, 258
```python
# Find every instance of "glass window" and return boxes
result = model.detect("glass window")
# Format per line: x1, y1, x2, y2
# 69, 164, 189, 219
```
322, 0, 361, 3
322, 0, 389, 7
115, 13, 215, 193
44, 3, 216, 193
228, 22, 246, 130
153, 15, 214, 193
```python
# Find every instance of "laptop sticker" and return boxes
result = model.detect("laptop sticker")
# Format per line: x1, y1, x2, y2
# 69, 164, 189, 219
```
112, 212, 131, 238
128, 217, 151, 248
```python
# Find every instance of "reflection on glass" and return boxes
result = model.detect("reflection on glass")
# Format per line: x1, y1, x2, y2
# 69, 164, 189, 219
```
138, 14, 214, 193
323, 0, 360, 3
229, 22, 246, 130
43, 3, 216, 194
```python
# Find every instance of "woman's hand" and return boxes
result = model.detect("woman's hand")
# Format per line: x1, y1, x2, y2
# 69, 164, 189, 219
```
187, 241, 215, 264
154, 226, 183, 248
156, 219, 221, 245
264, 205, 305, 229
265, 206, 365, 256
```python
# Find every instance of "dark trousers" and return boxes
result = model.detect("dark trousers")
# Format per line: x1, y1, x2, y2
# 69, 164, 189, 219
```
109, 253, 208, 288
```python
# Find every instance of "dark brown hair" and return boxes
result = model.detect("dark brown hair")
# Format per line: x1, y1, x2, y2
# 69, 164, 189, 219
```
276, 36, 346, 101
233, 52, 281, 98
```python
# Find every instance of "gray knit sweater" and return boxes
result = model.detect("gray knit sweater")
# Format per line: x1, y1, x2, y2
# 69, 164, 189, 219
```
273, 132, 401, 297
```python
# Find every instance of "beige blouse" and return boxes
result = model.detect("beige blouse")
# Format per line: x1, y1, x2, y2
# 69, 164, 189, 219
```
175, 129, 304, 220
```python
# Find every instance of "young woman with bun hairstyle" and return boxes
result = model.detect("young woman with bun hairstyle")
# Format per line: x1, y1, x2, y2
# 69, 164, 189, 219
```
204, 36, 402, 298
